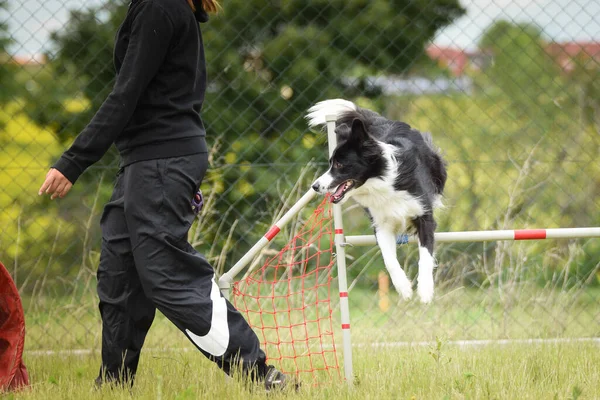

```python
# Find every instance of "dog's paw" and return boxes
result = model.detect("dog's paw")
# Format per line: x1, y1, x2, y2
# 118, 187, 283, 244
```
391, 276, 413, 300
417, 278, 434, 304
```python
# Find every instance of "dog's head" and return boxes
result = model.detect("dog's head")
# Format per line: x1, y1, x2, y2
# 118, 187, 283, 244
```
311, 118, 386, 204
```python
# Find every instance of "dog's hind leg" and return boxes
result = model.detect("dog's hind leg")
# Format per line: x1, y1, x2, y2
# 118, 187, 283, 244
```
414, 215, 436, 303
375, 228, 413, 300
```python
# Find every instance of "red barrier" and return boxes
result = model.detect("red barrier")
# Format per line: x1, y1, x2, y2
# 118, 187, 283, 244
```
0, 261, 29, 392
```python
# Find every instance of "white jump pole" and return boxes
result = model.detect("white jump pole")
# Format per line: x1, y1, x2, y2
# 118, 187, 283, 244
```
326, 114, 354, 386
345, 227, 600, 247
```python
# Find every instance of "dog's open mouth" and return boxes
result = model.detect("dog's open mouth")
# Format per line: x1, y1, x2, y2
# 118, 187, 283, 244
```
330, 180, 355, 203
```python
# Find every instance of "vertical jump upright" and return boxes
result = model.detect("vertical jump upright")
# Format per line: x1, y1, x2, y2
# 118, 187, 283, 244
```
326, 115, 354, 386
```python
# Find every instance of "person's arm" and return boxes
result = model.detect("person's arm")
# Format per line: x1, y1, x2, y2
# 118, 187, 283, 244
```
49, 1, 175, 186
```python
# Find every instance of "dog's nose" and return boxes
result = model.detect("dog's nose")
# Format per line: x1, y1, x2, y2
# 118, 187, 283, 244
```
312, 183, 320, 192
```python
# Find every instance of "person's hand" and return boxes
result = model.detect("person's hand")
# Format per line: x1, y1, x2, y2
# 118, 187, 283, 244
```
38, 168, 73, 200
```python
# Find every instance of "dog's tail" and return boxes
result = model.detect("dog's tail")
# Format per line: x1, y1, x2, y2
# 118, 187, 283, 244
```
305, 99, 357, 128
305, 98, 388, 132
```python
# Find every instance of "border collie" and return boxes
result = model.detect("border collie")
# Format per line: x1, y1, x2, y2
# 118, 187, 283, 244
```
307, 99, 447, 303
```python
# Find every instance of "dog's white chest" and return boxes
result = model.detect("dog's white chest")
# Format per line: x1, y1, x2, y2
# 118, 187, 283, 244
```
351, 179, 425, 231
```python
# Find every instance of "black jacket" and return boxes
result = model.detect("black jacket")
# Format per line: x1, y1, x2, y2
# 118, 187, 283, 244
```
54, 0, 209, 183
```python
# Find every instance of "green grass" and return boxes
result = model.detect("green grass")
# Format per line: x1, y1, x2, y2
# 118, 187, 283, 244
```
15, 285, 600, 398
12, 342, 600, 399
22, 286, 600, 351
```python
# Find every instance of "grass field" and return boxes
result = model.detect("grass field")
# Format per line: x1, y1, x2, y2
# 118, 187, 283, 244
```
11, 342, 600, 399
23, 286, 600, 350
13, 285, 600, 399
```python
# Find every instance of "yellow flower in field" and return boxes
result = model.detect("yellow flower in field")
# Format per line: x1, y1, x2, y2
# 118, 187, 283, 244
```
240, 161, 251, 173
302, 134, 316, 149
232, 140, 243, 152
237, 180, 254, 196
214, 181, 225, 193
63, 98, 91, 113
224, 152, 237, 164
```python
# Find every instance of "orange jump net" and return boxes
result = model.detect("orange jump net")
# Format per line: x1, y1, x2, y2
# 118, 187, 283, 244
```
233, 197, 341, 386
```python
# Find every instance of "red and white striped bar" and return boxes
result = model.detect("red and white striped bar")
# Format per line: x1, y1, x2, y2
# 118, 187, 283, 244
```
218, 188, 317, 292
345, 227, 600, 247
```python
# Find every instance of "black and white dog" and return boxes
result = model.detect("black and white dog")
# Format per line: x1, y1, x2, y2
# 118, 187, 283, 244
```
307, 99, 447, 303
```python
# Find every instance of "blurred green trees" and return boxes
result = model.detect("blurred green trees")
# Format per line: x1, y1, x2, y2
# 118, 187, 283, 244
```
0, 0, 13, 99
0, 0, 20, 114
2, 4, 598, 293
479, 20, 562, 116
13, 0, 465, 284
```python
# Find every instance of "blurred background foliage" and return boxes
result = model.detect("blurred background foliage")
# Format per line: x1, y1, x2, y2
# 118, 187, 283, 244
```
0, 0, 598, 299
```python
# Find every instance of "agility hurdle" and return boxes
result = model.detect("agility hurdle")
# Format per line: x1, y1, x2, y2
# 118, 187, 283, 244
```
218, 114, 600, 386
345, 227, 600, 246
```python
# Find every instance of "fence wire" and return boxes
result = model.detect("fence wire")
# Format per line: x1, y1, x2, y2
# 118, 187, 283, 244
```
0, 0, 599, 351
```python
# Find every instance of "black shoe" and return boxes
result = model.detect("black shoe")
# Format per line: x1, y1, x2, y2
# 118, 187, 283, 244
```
264, 365, 299, 393
93, 375, 134, 391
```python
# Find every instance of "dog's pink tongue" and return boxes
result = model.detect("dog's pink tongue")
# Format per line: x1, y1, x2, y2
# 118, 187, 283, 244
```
333, 183, 345, 198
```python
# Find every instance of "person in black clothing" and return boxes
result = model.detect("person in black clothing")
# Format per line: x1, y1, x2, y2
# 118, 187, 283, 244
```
38, 0, 289, 391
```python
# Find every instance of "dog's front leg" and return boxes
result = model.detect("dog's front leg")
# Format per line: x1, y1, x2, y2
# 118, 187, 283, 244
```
414, 215, 436, 303
375, 228, 413, 300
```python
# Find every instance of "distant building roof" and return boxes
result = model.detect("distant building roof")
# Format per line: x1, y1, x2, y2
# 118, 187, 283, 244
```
426, 45, 470, 76
427, 41, 600, 75
7, 53, 46, 65
426, 45, 492, 76
545, 41, 600, 72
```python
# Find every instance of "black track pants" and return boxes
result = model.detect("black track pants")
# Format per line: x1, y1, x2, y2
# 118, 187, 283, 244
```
96, 153, 266, 384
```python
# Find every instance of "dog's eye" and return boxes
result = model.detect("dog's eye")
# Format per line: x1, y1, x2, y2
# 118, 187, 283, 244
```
333, 161, 343, 169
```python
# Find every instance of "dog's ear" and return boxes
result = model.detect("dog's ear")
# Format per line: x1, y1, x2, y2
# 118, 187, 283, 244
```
349, 118, 369, 142
335, 123, 351, 143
